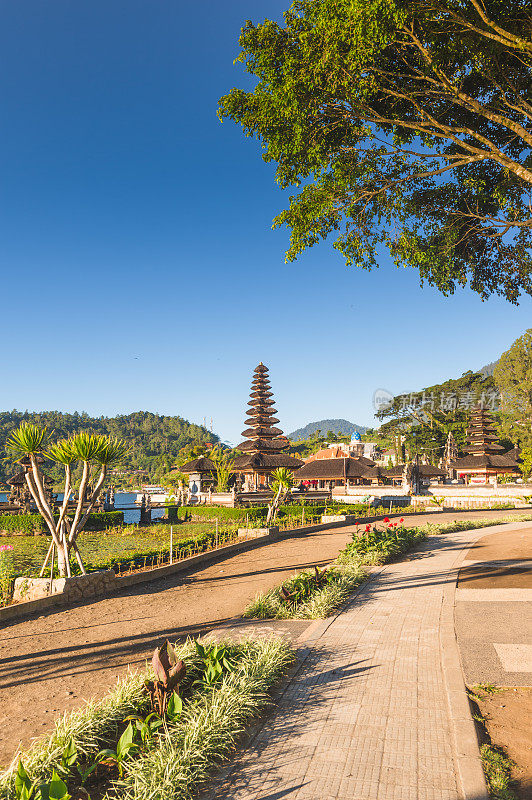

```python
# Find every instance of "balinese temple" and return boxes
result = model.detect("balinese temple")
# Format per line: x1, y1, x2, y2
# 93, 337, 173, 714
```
178, 456, 217, 494
232, 363, 303, 491
450, 407, 520, 484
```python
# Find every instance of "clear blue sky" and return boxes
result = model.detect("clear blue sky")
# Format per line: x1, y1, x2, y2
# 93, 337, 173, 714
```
1, 1, 531, 445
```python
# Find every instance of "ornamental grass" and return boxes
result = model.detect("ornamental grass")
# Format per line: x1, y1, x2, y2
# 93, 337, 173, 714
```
0, 637, 292, 800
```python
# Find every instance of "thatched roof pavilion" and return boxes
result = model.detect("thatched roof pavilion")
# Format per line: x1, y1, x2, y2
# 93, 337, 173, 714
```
295, 457, 373, 485
232, 363, 303, 490
178, 456, 216, 475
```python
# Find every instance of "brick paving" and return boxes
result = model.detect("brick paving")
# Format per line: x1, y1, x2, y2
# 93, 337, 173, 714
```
205, 526, 500, 800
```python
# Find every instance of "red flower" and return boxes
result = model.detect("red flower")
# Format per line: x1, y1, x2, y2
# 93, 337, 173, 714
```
384, 517, 390, 523
399, 518, 404, 523
365, 525, 370, 532
388, 524, 393, 528
393, 523, 398, 527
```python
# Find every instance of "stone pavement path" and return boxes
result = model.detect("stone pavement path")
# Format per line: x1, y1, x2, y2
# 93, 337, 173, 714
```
455, 527, 532, 685
204, 525, 532, 800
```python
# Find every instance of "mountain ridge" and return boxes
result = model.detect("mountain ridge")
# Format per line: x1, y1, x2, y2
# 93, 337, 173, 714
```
288, 418, 367, 441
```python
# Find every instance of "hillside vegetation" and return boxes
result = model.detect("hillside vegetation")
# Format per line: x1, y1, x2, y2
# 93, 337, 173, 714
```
0, 411, 218, 487
288, 419, 367, 441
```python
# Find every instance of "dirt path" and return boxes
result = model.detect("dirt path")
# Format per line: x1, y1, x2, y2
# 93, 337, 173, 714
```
0, 508, 529, 768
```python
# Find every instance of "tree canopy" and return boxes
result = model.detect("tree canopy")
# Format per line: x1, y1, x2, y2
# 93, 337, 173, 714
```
219, 0, 532, 303
375, 369, 503, 460
493, 328, 532, 453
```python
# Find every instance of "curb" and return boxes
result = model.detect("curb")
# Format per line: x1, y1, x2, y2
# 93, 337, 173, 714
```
437, 519, 532, 800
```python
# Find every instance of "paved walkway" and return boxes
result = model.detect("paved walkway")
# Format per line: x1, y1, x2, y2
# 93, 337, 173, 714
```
455, 527, 532, 685
205, 525, 532, 800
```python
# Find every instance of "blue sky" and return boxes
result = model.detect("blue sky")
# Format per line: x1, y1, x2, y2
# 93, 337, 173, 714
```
1, 0, 531, 445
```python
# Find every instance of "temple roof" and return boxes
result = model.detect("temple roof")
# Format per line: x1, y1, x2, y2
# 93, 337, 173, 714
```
450, 454, 519, 470
236, 438, 290, 452
232, 453, 304, 470
178, 457, 216, 474
244, 415, 280, 426
241, 426, 283, 438
247, 399, 276, 409
463, 442, 504, 453
7, 471, 27, 486
458, 407, 508, 457
386, 464, 446, 478
295, 457, 375, 480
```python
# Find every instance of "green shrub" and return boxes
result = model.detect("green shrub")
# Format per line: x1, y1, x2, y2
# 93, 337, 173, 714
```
244, 564, 367, 620
180, 506, 268, 523
0, 514, 44, 534
337, 523, 426, 566
83, 511, 124, 530
0, 511, 123, 535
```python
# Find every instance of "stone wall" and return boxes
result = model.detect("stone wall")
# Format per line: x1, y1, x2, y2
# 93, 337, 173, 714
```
13, 570, 119, 603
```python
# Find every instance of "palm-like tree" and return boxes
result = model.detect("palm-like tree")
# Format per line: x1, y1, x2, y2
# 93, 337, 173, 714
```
6, 424, 129, 577
266, 468, 294, 525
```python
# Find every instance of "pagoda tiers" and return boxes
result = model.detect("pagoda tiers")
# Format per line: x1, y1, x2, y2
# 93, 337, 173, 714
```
450, 407, 520, 484
232, 363, 303, 490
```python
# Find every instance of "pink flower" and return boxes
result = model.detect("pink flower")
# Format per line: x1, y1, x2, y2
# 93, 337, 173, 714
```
0, 544, 14, 552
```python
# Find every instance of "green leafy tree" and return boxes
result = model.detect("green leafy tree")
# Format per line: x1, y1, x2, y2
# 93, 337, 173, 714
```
209, 446, 235, 491
493, 328, 532, 449
220, 0, 532, 302
376, 370, 502, 459
5, 424, 129, 577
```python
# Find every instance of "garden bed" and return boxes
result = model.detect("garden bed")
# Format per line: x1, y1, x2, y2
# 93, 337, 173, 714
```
0, 636, 293, 800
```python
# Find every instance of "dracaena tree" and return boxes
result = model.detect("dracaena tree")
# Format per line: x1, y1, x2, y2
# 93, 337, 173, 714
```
219, 0, 532, 303
267, 467, 294, 525
5, 423, 130, 577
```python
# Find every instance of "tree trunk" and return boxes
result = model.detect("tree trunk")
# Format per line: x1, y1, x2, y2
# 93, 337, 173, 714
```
56, 543, 69, 577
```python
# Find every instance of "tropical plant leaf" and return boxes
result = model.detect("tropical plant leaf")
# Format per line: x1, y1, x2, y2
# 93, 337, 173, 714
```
5, 424, 51, 461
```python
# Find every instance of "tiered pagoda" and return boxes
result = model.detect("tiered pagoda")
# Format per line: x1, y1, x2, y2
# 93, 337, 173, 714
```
232, 363, 303, 490
450, 407, 519, 484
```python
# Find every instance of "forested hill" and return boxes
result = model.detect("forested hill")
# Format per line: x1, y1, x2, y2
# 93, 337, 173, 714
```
288, 419, 367, 441
0, 411, 219, 486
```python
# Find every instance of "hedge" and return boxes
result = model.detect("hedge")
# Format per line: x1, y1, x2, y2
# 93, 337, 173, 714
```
0, 514, 43, 535
0, 510, 124, 535
181, 506, 268, 523
180, 500, 365, 523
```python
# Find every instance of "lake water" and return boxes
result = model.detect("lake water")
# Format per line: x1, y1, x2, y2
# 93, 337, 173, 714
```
0, 491, 165, 526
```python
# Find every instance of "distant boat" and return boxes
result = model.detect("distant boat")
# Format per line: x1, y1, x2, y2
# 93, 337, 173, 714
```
135, 486, 170, 503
